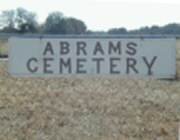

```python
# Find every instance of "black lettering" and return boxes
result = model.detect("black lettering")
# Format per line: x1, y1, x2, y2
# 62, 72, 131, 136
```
126, 42, 137, 56
109, 41, 121, 54
142, 56, 157, 75
59, 58, 72, 73
126, 58, 138, 74
60, 41, 70, 55
77, 58, 87, 74
43, 58, 54, 74
93, 41, 104, 55
26, 57, 38, 73
110, 58, 121, 74
77, 41, 87, 55
92, 58, 104, 73
43, 42, 54, 55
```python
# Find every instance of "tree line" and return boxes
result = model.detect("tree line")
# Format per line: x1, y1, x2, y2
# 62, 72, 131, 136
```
0, 7, 180, 35
0, 8, 86, 34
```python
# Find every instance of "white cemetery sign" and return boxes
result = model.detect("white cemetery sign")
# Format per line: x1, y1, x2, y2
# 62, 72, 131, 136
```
8, 36, 176, 79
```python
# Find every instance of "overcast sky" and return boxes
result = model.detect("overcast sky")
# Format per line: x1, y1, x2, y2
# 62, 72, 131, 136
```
0, 0, 180, 31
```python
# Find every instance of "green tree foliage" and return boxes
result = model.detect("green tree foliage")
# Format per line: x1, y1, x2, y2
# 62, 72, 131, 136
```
161, 24, 180, 34
0, 8, 38, 33
65, 18, 87, 34
0, 10, 15, 31
43, 12, 87, 34
43, 12, 65, 34
1, 7, 180, 35
108, 24, 180, 35
15, 8, 39, 33
108, 28, 127, 34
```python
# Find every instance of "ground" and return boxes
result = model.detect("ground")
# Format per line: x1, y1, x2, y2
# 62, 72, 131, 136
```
0, 61, 180, 140
0, 40, 8, 56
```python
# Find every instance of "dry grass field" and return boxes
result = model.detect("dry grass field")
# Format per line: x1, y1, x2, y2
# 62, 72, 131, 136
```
0, 62, 180, 140
0, 40, 180, 140
0, 40, 8, 56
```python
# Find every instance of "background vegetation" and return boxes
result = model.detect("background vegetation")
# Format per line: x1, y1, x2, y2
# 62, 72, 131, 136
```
0, 7, 180, 35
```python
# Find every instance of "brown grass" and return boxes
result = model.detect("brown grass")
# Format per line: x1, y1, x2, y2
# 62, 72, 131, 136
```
0, 40, 8, 56
0, 40, 179, 140
0, 61, 180, 140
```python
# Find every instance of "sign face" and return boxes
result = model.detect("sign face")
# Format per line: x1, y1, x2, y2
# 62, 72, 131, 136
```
8, 37, 176, 78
